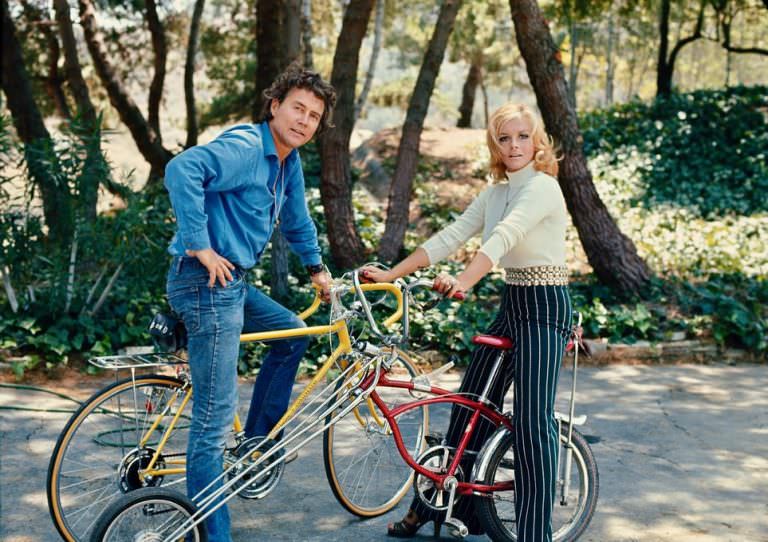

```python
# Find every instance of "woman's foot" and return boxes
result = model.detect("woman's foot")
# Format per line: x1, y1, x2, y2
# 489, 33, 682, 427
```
387, 510, 441, 538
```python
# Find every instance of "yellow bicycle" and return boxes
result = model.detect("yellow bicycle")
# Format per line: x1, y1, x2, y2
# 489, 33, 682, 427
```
46, 279, 427, 542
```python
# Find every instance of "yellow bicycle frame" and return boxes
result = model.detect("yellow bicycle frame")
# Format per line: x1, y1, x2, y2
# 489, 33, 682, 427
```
139, 282, 403, 479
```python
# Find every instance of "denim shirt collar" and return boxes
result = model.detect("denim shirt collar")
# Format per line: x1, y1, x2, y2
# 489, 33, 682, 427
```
258, 121, 299, 167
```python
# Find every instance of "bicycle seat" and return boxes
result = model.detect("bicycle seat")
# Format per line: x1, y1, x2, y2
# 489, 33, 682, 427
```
472, 335, 513, 350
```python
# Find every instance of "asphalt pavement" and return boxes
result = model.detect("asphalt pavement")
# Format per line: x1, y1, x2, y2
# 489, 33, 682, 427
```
1, 362, 766, 542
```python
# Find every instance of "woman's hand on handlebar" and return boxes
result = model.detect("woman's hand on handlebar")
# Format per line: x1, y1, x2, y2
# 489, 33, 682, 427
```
433, 272, 467, 300
359, 266, 396, 284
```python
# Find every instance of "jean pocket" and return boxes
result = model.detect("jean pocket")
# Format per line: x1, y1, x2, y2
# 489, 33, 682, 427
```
167, 285, 201, 334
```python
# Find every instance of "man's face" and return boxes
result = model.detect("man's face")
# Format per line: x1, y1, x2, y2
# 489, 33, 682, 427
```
269, 88, 325, 154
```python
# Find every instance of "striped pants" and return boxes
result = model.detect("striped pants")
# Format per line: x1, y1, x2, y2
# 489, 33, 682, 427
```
412, 284, 572, 542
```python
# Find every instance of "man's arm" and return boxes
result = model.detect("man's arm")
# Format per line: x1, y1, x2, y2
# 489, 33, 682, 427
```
165, 131, 257, 286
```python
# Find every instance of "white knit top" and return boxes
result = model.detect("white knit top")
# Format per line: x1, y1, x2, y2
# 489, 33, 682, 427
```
420, 162, 568, 269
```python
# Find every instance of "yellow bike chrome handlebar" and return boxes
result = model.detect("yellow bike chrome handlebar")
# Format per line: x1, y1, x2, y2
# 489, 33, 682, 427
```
296, 281, 403, 327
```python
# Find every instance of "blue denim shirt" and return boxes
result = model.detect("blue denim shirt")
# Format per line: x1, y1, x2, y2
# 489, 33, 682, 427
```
165, 122, 322, 269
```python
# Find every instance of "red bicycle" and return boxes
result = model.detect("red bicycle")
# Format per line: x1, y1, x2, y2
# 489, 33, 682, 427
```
324, 272, 598, 541
90, 270, 598, 541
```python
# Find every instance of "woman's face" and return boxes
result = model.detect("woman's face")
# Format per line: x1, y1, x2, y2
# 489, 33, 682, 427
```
496, 117, 535, 172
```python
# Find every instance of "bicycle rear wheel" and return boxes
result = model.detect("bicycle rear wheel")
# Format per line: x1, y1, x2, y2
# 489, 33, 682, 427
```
90, 486, 207, 542
476, 424, 599, 542
47, 375, 190, 542
322, 350, 428, 517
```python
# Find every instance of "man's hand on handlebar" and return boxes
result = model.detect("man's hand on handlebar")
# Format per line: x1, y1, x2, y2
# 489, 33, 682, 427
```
310, 270, 332, 302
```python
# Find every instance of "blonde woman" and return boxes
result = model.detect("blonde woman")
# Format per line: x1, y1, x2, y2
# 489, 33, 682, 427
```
362, 103, 572, 541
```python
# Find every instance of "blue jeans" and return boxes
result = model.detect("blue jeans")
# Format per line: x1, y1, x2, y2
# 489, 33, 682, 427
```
166, 256, 309, 542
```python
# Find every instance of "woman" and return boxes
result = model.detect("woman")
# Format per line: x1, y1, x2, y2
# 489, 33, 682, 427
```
362, 102, 572, 542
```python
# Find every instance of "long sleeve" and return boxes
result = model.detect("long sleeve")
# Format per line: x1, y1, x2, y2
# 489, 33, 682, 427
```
420, 187, 490, 265
164, 128, 258, 251
280, 163, 322, 266
478, 176, 562, 265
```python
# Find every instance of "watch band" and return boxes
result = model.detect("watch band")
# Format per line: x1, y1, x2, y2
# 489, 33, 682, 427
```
306, 263, 325, 276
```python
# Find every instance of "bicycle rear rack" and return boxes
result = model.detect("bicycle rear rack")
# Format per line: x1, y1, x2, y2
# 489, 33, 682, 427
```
88, 352, 186, 370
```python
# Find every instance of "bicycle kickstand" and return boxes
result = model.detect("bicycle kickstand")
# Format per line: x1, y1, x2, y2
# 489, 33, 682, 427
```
442, 476, 469, 538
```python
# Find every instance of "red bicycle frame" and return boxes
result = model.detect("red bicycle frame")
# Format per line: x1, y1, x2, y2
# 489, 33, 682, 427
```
357, 368, 515, 497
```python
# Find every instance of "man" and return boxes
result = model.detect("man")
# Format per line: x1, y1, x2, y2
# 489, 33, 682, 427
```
164, 65, 336, 541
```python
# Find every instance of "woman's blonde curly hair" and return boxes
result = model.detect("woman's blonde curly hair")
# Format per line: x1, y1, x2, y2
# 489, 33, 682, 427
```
486, 103, 559, 182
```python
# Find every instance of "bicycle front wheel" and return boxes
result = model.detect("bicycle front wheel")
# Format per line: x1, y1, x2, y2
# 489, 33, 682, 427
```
323, 350, 428, 517
47, 374, 191, 542
476, 424, 599, 542
90, 486, 207, 542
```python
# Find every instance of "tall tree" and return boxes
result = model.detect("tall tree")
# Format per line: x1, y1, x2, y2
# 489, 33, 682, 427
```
457, 54, 483, 127
1, 0, 73, 246
254, 0, 285, 118
318, 0, 376, 269
354, 0, 385, 122
379, 0, 463, 262
656, 0, 705, 97
712, 0, 768, 56
145, 0, 167, 141
184, 0, 205, 148
19, 0, 71, 119
78, 0, 172, 180
509, 0, 650, 294
54, 0, 106, 221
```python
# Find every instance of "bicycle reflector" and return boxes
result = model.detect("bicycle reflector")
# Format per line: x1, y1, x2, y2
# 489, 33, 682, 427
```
148, 313, 188, 352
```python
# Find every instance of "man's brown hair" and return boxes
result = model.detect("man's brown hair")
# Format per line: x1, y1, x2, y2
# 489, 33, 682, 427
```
260, 63, 337, 135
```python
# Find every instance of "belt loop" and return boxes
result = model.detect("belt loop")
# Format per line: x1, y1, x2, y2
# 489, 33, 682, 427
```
175, 256, 184, 273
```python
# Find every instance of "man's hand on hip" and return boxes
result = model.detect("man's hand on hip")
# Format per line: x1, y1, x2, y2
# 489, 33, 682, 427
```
186, 248, 236, 288
310, 270, 332, 302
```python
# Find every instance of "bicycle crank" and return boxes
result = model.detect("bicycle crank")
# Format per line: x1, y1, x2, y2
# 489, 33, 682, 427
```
226, 436, 285, 500
413, 445, 464, 512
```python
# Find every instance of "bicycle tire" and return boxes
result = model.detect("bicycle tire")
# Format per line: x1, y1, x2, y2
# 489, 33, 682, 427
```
90, 486, 207, 542
476, 424, 599, 542
47, 374, 190, 542
322, 350, 428, 517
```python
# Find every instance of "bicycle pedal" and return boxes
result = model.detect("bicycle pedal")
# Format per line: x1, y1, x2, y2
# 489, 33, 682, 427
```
444, 518, 469, 539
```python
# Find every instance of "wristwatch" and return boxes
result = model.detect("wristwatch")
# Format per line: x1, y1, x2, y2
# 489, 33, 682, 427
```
306, 263, 325, 276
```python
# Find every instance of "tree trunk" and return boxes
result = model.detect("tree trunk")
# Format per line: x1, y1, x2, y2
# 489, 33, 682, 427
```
301, 0, 313, 68
284, 0, 301, 65
656, 0, 704, 97
254, 0, 285, 119
318, 0, 375, 269
354, 0, 384, 122
457, 55, 482, 128
509, 0, 650, 295
20, 0, 71, 119
1, 0, 73, 246
145, 0, 167, 142
185, 0, 205, 148
481, 75, 489, 126
379, 0, 463, 262
54, 0, 103, 221
656, 0, 672, 96
78, 0, 172, 180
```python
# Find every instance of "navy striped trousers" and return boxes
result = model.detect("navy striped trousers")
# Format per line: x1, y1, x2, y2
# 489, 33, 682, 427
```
412, 283, 572, 542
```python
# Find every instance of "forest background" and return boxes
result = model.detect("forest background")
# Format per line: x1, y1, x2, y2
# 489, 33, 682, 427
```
1, 0, 766, 378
